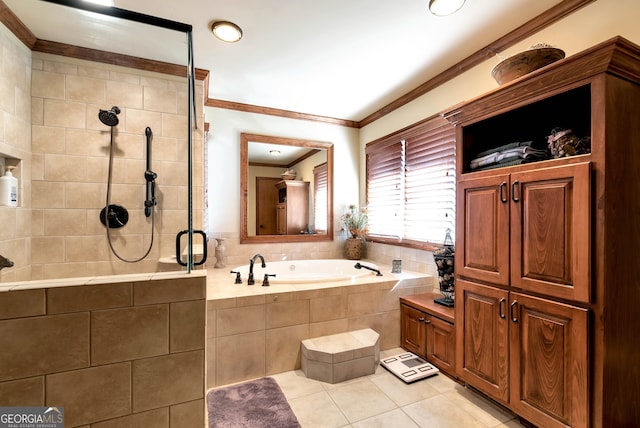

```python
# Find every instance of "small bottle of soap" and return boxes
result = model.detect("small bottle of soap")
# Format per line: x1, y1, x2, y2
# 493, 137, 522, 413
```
0, 166, 18, 207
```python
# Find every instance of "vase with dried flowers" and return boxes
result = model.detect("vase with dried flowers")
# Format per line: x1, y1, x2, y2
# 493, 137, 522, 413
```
341, 205, 368, 259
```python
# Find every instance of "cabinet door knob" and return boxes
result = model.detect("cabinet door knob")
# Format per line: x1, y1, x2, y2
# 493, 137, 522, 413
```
512, 180, 520, 203
418, 317, 425, 322
499, 297, 506, 319
424, 319, 431, 324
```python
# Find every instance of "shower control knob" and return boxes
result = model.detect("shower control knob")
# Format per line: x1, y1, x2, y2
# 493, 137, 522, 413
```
145, 170, 157, 182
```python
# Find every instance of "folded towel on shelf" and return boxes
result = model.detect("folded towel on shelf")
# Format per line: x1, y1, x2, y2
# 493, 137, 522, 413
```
472, 158, 530, 171
474, 141, 534, 159
470, 143, 548, 170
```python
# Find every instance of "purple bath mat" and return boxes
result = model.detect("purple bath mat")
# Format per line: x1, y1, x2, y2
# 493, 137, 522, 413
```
207, 377, 301, 428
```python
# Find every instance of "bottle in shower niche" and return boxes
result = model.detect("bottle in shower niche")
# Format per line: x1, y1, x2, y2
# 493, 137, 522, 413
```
0, 166, 18, 207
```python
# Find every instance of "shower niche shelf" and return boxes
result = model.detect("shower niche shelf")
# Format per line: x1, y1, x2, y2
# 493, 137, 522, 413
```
0, 155, 21, 208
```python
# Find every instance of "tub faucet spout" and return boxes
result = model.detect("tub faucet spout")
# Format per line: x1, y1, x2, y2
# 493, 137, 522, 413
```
0, 254, 14, 271
248, 254, 266, 285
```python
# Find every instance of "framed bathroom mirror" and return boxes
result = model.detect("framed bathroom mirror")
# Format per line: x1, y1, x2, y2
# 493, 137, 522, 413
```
240, 133, 334, 243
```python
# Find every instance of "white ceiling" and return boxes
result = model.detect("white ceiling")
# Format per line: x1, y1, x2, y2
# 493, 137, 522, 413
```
6, 0, 564, 122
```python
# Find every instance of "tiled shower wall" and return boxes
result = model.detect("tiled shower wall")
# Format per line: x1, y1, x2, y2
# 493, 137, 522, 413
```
0, 24, 31, 282
29, 52, 205, 280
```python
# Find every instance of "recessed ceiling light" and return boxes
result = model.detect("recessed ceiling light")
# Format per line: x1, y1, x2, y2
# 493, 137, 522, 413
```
269, 150, 281, 156
428, 0, 465, 16
211, 21, 243, 43
83, 0, 115, 6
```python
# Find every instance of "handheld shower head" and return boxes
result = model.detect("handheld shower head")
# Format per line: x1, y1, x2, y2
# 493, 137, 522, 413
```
99, 106, 121, 127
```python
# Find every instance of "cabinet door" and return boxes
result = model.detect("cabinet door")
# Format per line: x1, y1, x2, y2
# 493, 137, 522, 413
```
400, 304, 427, 357
456, 174, 510, 286
510, 162, 591, 302
509, 292, 588, 428
456, 279, 509, 404
426, 316, 455, 376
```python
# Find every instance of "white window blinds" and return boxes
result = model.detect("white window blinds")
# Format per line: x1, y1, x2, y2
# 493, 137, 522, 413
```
313, 163, 328, 232
366, 116, 456, 245
366, 140, 404, 239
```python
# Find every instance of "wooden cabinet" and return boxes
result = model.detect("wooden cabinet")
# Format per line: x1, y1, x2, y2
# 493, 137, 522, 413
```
457, 162, 591, 303
400, 293, 456, 377
275, 180, 309, 235
456, 279, 588, 427
445, 38, 640, 427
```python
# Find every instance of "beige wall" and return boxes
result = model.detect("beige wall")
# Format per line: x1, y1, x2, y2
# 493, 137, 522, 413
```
0, 24, 32, 282
357, 0, 640, 275
0, 273, 207, 428
29, 53, 205, 280
204, 106, 361, 268
206, 0, 640, 276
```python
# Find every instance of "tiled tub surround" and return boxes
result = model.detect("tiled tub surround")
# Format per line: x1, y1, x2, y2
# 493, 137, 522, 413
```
206, 263, 433, 388
205, 234, 440, 279
0, 271, 207, 428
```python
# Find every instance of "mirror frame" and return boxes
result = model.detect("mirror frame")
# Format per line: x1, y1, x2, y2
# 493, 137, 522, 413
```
240, 132, 334, 244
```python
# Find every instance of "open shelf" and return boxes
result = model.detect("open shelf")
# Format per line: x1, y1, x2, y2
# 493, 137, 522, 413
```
460, 84, 591, 173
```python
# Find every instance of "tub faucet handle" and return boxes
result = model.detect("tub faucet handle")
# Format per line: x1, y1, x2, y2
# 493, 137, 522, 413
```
230, 270, 242, 284
262, 274, 276, 287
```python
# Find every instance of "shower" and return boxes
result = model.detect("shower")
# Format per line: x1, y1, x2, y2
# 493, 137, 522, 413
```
99, 106, 157, 263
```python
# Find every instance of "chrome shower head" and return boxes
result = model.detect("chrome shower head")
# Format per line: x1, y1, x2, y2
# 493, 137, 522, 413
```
98, 106, 121, 127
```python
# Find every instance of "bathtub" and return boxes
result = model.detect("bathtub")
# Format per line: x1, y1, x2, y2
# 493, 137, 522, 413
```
230, 259, 381, 284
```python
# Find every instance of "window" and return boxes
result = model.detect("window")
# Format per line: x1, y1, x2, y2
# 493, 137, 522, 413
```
365, 115, 455, 246
313, 163, 328, 232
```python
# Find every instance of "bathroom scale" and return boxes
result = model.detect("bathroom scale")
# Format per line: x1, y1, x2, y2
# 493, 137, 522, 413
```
380, 352, 439, 383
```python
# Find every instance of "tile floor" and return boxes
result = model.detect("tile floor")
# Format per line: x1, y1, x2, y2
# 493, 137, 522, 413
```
268, 348, 528, 428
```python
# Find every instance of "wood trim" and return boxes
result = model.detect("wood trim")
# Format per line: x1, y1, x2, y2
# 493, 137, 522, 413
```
206, 98, 360, 128
0, 0, 37, 48
358, 0, 596, 127
32, 39, 210, 80
444, 36, 640, 126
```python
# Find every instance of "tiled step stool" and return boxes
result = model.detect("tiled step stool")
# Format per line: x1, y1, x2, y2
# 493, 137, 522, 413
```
301, 328, 380, 384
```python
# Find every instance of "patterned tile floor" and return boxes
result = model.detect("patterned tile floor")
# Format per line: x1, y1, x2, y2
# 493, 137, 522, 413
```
270, 348, 528, 428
